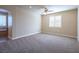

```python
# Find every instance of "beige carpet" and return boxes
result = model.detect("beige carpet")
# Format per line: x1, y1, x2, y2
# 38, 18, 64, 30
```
0, 33, 79, 53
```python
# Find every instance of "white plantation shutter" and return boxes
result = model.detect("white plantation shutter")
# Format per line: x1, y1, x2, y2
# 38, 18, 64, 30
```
49, 15, 62, 28
54, 16, 62, 27
49, 16, 55, 27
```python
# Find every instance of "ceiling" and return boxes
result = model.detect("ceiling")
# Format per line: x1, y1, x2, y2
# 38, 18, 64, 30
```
43, 5, 78, 11
17, 5, 78, 14
17, 5, 78, 9
40, 5, 78, 14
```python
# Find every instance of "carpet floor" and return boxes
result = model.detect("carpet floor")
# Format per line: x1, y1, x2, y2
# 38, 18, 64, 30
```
0, 33, 79, 53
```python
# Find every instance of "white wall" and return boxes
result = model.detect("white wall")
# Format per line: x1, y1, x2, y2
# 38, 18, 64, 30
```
13, 7, 41, 39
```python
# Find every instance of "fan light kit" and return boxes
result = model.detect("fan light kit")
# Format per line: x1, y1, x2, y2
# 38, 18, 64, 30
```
41, 7, 53, 15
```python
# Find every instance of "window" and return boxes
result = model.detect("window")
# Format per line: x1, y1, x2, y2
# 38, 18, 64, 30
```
49, 15, 62, 28
8, 15, 12, 26
0, 14, 7, 28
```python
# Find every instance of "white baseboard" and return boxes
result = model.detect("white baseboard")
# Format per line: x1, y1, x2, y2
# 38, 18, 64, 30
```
59, 34, 77, 39
8, 36, 12, 39
77, 36, 79, 42
42, 32, 77, 39
12, 32, 40, 40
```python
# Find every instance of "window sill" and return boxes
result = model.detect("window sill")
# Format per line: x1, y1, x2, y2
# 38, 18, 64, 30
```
0, 28, 7, 31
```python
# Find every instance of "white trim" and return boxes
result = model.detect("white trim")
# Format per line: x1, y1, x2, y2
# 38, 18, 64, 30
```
12, 32, 40, 40
8, 36, 12, 39
77, 8, 79, 41
42, 32, 77, 39
58, 34, 77, 39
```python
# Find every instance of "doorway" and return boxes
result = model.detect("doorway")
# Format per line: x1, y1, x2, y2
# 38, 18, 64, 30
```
0, 9, 12, 41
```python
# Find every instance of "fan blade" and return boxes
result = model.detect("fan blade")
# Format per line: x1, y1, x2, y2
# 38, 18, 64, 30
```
48, 10, 53, 12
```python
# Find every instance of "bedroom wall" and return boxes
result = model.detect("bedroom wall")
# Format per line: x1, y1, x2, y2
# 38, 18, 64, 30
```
13, 6, 41, 39
41, 9, 77, 38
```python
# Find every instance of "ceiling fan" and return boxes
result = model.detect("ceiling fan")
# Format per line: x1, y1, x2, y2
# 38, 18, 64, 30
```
41, 7, 53, 15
